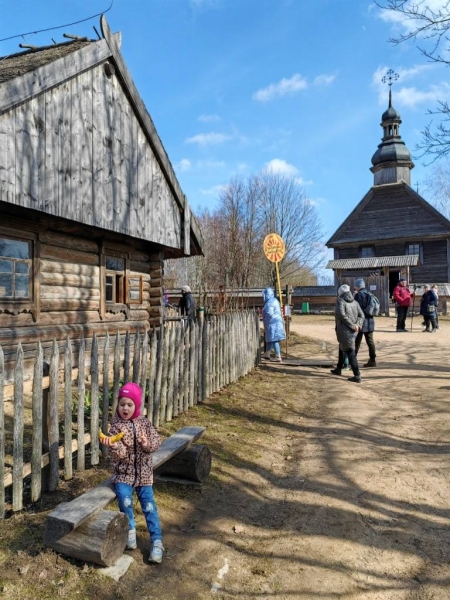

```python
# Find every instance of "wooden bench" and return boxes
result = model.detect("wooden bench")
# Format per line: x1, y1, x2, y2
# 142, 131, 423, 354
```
44, 426, 207, 567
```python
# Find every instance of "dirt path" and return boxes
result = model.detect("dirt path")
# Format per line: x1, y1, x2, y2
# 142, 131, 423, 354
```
1, 315, 450, 599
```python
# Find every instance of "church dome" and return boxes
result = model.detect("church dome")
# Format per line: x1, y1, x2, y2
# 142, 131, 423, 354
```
382, 105, 401, 122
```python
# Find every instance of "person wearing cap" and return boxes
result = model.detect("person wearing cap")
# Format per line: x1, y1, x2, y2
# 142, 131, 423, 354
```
179, 285, 196, 318
419, 284, 438, 332
99, 382, 164, 563
353, 278, 377, 368
392, 278, 414, 332
330, 284, 365, 383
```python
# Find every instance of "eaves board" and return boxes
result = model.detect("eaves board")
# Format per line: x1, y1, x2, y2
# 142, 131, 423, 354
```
100, 16, 204, 254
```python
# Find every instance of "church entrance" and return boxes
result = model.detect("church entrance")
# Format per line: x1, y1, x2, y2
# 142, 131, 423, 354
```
389, 270, 401, 298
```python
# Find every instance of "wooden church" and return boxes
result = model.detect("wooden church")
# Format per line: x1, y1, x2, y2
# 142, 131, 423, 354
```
326, 78, 450, 315
0, 16, 203, 369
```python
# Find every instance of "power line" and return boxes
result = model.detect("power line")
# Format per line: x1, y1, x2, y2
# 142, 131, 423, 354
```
0, 0, 114, 43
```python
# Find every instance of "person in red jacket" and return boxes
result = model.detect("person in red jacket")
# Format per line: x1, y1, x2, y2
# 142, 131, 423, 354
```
392, 278, 414, 332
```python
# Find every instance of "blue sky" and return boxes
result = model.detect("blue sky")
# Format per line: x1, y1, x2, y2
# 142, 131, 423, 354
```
1, 0, 448, 256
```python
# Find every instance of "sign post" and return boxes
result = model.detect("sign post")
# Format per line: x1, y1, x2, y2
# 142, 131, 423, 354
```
263, 233, 285, 308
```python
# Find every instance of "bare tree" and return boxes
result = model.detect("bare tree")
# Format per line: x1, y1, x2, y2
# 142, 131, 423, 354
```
257, 169, 325, 285
377, 0, 450, 159
423, 158, 450, 218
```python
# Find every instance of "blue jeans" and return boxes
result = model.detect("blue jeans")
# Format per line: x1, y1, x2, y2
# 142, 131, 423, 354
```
115, 482, 162, 542
266, 341, 280, 355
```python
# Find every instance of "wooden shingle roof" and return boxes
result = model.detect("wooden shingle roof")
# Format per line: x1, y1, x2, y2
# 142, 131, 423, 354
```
327, 182, 450, 246
326, 255, 419, 270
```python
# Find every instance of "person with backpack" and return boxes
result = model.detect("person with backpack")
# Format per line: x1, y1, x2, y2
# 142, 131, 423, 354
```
419, 284, 438, 332
353, 278, 377, 368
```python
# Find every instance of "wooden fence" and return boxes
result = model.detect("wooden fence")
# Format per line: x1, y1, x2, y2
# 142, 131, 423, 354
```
0, 310, 261, 519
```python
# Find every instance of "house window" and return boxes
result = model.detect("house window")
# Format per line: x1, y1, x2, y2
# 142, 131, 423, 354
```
0, 237, 31, 300
105, 257, 125, 304
360, 246, 375, 258
406, 243, 420, 256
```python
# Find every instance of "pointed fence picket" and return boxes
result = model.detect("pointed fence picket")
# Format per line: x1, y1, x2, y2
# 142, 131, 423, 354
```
0, 310, 260, 518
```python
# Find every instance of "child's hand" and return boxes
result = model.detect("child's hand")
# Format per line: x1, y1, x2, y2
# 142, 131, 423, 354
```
99, 436, 119, 448
140, 432, 149, 448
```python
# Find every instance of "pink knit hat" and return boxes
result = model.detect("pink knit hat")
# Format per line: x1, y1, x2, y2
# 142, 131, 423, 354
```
118, 382, 142, 419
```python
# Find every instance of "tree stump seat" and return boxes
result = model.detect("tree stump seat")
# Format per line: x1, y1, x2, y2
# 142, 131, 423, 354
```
43, 426, 207, 566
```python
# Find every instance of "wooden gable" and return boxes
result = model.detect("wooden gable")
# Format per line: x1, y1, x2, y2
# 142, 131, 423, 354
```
327, 182, 450, 246
0, 16, 202, 258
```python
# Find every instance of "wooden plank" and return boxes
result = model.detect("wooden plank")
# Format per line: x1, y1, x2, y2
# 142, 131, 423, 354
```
12, 345, 24, 511
77, 336, 86, 472
44, 426, 205, 538
64, 338, 73, 480
48, 340, 60, 491
0, 39, 111, 114
40, 244, 100, 265
0, 346, 4, 519
39, 232, 99, 254
0, 110, 15, 205
90, 334, 99, 466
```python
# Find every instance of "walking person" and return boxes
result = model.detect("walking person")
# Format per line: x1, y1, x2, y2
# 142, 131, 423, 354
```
392, 278, 414, 332
99, 382, 164, 563
353, 278, 377, 368
431, 284, 440, 329
330, 284, 365, 383
419, 284, 438, 332
178, 285, 196, 318
262, 287, 286, 362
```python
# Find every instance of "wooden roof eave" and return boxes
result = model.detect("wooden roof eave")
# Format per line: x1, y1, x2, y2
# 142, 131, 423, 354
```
99, 16, 204, 254
0, 38, 112, 116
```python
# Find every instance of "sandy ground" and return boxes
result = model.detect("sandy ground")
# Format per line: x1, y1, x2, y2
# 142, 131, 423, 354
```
1, 314, 450, 600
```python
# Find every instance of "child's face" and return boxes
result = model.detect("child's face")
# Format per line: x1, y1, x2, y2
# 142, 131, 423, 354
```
117, 397, 136, 420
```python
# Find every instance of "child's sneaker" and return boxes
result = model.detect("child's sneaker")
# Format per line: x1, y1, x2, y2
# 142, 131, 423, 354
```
149, 540, 164, 563
127, 528, 137, 550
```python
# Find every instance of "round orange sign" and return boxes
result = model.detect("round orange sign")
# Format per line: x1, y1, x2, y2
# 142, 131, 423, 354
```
263, 233, 285, 263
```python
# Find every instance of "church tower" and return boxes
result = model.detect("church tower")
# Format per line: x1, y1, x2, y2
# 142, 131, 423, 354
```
370, 69, 414, 186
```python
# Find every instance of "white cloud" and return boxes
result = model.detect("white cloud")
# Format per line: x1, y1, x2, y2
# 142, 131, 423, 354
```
372, 64, 444, 107
253, 73, 308, 102
198, 114, 221, 122
185, 132, 232, 146
200, 184, 227, 196
396, 83, 450, 107
264, 159, 313, 185
265, 158, 299, 176
197, 160, 225, 168
313, 73, 336, 86
177, 158, 192, 172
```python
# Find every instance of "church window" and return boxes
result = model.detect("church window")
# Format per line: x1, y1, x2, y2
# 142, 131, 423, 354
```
360, 246, 375, 258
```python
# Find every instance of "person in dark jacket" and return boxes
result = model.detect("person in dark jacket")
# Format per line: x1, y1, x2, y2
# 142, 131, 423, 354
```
178, 285, 196, 318
419, 284, 438, 332
353, 278, 377, 368
330, 284, 365, 383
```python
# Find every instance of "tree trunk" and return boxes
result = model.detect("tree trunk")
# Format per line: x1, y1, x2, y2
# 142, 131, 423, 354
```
155, 444, 211, 482
45, 510, 128, 567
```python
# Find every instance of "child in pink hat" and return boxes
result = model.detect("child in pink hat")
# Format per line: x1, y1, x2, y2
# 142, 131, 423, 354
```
99, 382, 164, 563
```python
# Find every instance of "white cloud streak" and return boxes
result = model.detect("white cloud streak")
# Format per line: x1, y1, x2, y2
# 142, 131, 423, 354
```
185, 132, 232, 146
253, 72, 336, 102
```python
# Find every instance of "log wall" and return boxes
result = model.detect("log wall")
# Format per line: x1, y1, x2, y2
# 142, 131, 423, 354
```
0, 212, 164, 376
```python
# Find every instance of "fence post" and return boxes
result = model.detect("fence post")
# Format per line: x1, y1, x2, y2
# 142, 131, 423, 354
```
102, 333, 110, 459
77, 335, 86, 472
0, 345, 4, 520
64, 337, 73, 480
90, 334, 99, 466
48, 340, 59, 492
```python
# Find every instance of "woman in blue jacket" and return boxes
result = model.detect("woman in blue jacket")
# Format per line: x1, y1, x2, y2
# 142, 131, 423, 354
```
262, 287, 286, 362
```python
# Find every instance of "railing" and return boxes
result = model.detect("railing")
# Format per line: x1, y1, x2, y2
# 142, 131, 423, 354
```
0, 310, 260, 519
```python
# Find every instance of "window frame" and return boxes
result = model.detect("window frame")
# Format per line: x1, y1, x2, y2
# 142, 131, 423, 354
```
359, 245, 375, 258
405, 242, 422, 262
0, 227, 39, 319
100, 245, 144, 318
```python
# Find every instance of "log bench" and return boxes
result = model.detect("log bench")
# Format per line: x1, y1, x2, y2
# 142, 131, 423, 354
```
44, 426, 207, 566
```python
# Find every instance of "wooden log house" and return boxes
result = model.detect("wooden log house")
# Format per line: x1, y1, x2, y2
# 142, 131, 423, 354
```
0, 16, 203, 376
326, 84, 450, 315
